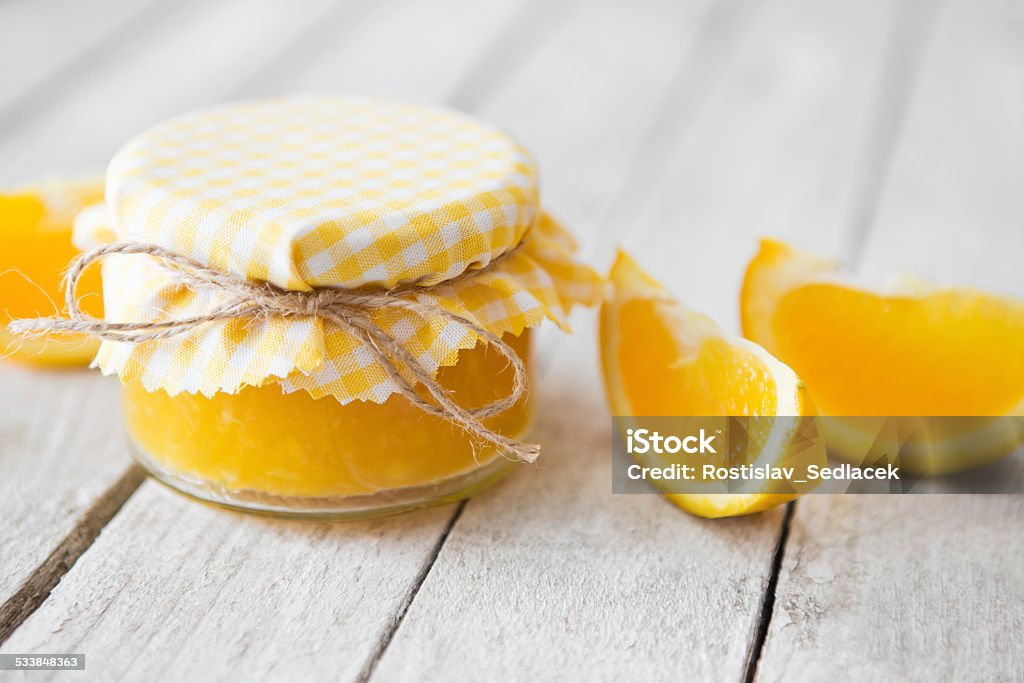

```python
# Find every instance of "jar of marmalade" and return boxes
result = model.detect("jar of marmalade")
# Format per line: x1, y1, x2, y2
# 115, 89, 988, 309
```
70, 96, 600, 518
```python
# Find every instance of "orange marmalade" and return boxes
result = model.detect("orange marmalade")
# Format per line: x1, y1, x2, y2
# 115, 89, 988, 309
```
123, 332, 533, 516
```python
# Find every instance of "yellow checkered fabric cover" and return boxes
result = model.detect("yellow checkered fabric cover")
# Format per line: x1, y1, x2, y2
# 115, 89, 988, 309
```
80, 96, 602, 402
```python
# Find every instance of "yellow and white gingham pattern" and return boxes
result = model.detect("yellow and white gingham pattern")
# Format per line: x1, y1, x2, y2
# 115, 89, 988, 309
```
85, 213, 601, 402
107, 96, 538, 291
82, 97, 602, 402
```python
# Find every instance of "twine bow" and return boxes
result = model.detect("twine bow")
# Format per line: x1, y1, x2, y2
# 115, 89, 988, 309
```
9, 242, 540, 462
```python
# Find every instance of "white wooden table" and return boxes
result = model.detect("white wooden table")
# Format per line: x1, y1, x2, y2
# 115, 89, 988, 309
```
1, 1, 1022, 680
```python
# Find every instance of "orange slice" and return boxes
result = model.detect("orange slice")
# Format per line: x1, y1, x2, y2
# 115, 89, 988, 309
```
600, 250, 821, 518
0, 176, 105, 366
741, 238, 1024, 474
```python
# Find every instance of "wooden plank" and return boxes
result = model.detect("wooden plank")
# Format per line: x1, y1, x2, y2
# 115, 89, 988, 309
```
0, 0, 170, 123
472, 0, 724, 252
370, 0, 908, 679
759, 497, 1024, 682
374, 384, 789, 682
758, 0, 1024, 679
0, 0, 543, 674
0, 371, 132, 616
616, 0, 925, 328
0, 0, 348, 183
0, 0, 380, 626
256, 0, 543, 103
2, 484, 458, 682
857, 0, 1024, 293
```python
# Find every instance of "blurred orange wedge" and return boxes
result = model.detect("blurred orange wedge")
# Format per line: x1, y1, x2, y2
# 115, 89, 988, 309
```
741, 238, 1024, 474
600, 250, 821, 518
0, 176, 105, 366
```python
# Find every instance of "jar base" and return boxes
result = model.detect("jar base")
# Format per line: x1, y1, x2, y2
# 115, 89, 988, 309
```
131, 445, 519, 520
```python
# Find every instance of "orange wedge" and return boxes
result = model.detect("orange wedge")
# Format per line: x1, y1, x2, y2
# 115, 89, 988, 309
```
741, 238, 1024, 474
0, 176, 105, 366
600, 250, 822, 518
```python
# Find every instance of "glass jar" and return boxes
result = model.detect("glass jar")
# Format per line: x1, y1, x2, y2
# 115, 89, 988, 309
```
57, 96, 600, 519
122, 332, 533, 518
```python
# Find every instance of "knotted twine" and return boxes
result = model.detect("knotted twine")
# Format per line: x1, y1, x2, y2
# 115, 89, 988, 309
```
9, 242, 540, 462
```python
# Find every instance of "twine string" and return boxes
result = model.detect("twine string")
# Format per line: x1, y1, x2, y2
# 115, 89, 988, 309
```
9, 242, 539, 462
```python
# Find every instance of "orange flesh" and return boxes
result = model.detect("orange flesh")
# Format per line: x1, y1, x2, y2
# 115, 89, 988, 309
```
614, 298, 779, 417
122, 331, 532, 498
0, 190, 103, 365
601, 252, 818, 517
773, 284, 1024, 416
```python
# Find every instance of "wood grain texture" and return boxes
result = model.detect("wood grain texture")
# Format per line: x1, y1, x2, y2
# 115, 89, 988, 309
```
858, 0, 1024, 293
757, 0, 1024, 680
0, 0, 169, 125
374, 368, 789, 682
374, 1, 810, 680
0, 483, 459, 682
0, 371, 128, 611
756, 496, 1024, 682
0, 0, 371, 611
0, 464, 145, 644
0, 0, 1018, 679
377, 1, 957, 681
620, 0, 912, 326
0, 0, 543, 674
261, 0, 546, 104
471, 0, 719, 243
0, 0, 348, 182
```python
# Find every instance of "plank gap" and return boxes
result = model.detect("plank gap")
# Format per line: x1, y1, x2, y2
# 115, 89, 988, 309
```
741, 500, 796, 683
0, 464, 146, 645
357, 499, 467, 683
844, 0, 948, 267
